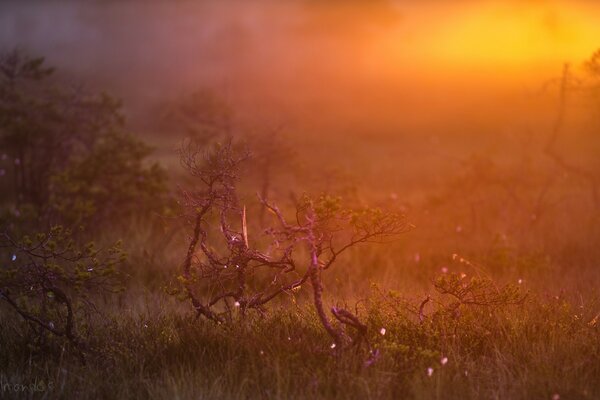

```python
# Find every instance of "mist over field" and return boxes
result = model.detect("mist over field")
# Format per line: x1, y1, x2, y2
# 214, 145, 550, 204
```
3, 1, 598, 127
1, 1, 599, 399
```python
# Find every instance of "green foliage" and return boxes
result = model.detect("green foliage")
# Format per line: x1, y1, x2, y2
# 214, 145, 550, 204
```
0, 225, 125, 350
50, 131, 167, 227
0, 50, 123, 208
0, 50, 167, 231
434, 272, 525, 308
300, 193, 409, 238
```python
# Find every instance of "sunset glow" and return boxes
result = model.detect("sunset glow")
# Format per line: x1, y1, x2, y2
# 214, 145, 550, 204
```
374, 1, 600, 77
429, 3, 600, 66
1, 1, 600, 398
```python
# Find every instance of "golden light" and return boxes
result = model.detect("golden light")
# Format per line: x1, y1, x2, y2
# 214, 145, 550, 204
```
430, 2, 600, 66
373, 1, 600, 78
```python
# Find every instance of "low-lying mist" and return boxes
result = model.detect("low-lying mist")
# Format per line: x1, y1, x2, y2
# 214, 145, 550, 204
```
2, 0, 599, 144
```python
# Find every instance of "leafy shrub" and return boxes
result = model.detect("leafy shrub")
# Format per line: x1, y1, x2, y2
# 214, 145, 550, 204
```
50, 131, 168, 229
0, 50, 123, 209
0, 50, 167, 230
0, 225, 126, 362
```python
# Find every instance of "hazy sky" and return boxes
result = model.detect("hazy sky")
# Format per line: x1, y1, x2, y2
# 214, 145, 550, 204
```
1, 0, 598, 136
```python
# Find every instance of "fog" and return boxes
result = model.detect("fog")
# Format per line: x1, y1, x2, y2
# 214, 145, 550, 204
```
2, 4, 600, 395
2, 0, 599, 141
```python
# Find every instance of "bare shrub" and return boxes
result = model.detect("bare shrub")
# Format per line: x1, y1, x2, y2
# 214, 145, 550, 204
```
173, 138, 412, 349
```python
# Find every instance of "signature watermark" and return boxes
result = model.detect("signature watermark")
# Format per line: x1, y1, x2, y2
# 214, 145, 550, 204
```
0, 376, 54, 394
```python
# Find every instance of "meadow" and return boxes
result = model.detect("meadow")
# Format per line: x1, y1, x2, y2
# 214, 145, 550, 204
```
2, 2, 600, 399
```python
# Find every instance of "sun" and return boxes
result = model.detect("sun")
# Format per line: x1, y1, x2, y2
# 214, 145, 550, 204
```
371, 1, 600, 77
428, 2, 600, 68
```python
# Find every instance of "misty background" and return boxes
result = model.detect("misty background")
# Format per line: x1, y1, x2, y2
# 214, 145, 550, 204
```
1, 0, 599, 199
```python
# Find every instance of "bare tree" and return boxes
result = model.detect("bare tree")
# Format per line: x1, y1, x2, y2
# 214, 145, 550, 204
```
176, 139, 412, 349
545, 63, 599, 211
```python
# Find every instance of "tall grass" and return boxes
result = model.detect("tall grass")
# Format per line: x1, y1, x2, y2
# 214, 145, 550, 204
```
2, 287, 599, 400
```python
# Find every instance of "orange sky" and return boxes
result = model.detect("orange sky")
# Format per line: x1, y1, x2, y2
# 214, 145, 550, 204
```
373, 1, 600, 79
0, 0, 598, 136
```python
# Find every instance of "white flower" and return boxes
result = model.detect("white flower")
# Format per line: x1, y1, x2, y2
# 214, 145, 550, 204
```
441, 357, 448, 366
144, 324, 148, 328
379, 327, 386, 336
518, 279, 523, 284
330, 343, 336, 349
234, 301, 241, 307
49, 321, 55, 329
427, 367, 434, 377
223, 265, 228, 269
87, 267, 94, 272
260, 350, 264, 355
11, 254, 16, 261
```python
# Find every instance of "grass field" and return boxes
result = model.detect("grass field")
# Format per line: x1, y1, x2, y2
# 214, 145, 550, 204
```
2, 2, 600, 399
2, 287, 599, 400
